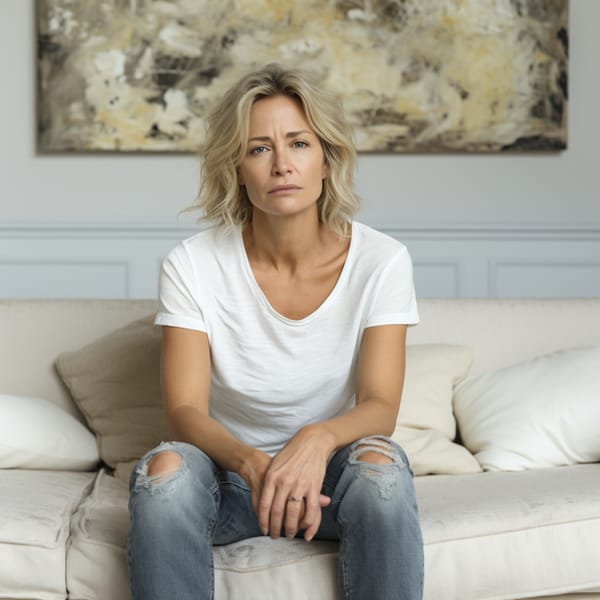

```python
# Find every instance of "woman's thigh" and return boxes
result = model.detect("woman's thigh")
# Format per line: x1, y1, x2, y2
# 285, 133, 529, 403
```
129, 441, 262, 545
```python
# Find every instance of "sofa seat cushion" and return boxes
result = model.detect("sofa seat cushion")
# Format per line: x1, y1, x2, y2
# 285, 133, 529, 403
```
0, 469, 95, 600
67, 469, 340, 600
416, 463, 600, 600
67, 469, 131, 600
213, 538, 339, 599
66, 465, 600, 600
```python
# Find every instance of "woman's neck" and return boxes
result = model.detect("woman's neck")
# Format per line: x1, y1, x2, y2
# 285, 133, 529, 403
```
243, 210, 334, 273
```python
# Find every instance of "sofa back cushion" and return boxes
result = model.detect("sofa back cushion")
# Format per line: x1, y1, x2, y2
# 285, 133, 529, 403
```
0, 300, 157, 417
55, 315, 167, 469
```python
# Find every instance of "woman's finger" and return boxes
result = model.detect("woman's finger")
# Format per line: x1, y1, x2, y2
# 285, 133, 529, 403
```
268, 485, 290, 538
300, 490, 323, 542
257, 481, 276, 535
284, 494, 305, 538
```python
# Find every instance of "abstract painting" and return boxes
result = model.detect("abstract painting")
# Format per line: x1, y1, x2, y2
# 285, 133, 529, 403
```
36, 0, 568, 153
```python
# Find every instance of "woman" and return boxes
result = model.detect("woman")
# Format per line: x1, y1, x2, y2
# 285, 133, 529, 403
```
128, 63, 424, 600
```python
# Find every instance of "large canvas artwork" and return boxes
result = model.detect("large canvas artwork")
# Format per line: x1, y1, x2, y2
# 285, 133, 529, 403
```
36, 0, 568, 153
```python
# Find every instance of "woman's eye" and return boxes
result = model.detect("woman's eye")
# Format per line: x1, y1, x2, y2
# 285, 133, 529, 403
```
251, 146, 268, 154
293, 140, 308, 148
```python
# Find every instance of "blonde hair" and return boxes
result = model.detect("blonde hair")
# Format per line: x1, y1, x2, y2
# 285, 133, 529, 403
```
191, 63, 360, 237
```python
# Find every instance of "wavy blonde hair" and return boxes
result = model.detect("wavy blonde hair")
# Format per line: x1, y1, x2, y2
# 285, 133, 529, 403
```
191, 63, 360, 237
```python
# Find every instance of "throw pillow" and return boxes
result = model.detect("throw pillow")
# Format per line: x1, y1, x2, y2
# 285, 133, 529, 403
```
55, 315, 167, 469
393, 344, 482, 475
453, 345, 600, 471
0, 394, 99, 470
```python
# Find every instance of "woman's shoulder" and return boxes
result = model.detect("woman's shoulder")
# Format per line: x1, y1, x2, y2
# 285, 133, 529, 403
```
167, 225, 240, 262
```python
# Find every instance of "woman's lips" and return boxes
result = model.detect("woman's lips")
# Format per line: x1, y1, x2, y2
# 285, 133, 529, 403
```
269, 185, 301, 194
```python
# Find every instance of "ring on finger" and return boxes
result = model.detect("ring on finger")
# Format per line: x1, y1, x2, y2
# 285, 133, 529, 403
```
288, 495, 305, 502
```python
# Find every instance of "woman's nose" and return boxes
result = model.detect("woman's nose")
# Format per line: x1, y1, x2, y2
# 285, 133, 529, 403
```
271, 150, 292, 175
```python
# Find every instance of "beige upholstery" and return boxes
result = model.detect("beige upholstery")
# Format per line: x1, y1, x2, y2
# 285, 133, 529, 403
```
0, 299, 156, 417
2, 298, 600, 416
64, 464, 600, 600
0, 470, 95, 600
1, 299, 600, 600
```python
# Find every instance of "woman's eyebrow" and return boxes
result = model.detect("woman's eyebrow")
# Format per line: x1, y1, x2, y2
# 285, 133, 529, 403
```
248, 130, 315, 142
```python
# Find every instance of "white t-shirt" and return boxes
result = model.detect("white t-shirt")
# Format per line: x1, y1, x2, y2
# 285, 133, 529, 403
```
155, 221, 419, 455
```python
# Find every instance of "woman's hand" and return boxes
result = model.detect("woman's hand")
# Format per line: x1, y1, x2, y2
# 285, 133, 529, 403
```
258, 425, 335, 542
238, 448, 273, 517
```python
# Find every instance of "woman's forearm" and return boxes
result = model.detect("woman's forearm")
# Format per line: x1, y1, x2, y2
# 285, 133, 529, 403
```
308, 397, 399, 455
166, 404, 264, 477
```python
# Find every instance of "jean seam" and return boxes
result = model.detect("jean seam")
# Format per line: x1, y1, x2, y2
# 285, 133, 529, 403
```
206, 514, 217, 600
337, 512, 352, 600
206, 479, 220, 600
127, 513, 136, 599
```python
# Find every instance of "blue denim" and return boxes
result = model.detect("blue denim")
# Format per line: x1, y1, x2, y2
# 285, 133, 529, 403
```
128, 436, 423, 600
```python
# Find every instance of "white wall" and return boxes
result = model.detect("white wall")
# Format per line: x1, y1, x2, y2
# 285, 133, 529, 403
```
0, 1, 599, 299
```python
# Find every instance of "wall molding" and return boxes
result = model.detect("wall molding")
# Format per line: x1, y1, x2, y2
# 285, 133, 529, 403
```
1, 222, 599, 299
1, 222, 600, 240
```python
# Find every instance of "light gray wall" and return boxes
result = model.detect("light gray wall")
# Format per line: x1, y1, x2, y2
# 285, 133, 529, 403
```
1, 0, 598, 228
0, 1, 599, 300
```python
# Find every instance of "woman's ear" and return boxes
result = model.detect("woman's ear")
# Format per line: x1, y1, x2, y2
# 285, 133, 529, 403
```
321, 161, 329, 179
237, 168, 245, 186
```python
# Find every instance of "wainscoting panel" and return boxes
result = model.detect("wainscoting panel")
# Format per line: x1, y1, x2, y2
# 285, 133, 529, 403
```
0, 260, 129, 299
491, 261, 600, 298
1, 224, 599, 299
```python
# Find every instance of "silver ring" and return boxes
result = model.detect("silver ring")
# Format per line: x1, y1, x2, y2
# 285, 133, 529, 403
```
288, 495, 304, 502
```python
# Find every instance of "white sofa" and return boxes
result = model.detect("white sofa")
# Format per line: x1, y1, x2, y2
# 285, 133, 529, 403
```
1, 298, 600, 600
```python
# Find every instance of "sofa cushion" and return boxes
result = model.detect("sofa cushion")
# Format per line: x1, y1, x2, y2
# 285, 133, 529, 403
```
454, 345, 600, 471
416, 464, 600, 599
393, 344, 481, 475
55, 315, 168, 469
56, 316, 479, 476
67, 468, 340, 600
65, 465, 600, 600
67, 469, 131, 600
0, 394, 99, 470
0, 469, 95, 600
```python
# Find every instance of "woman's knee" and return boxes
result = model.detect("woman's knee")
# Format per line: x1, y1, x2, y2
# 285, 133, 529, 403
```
130, 441, 216, 496
349, 436, 411, 470
351, 435, 398, 465
146, 450, 182, 478
345, 437, 416, 506
129, 442, 221, 532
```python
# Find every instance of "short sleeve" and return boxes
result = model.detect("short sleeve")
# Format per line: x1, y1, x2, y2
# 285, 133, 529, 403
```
154, 246, 207, 332
365, 245, 419, 328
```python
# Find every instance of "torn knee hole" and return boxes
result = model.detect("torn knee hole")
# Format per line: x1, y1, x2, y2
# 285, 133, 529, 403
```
354, 437, 396, 465
357, 450, 394, 465
146, 451, 182, 479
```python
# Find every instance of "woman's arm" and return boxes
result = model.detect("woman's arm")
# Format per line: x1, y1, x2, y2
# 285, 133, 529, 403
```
319, 323, 408, 447
258, 324, 408, 541
160, 326, 271, 509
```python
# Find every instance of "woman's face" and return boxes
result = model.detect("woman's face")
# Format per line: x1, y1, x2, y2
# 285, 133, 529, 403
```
238, 94, 328, 220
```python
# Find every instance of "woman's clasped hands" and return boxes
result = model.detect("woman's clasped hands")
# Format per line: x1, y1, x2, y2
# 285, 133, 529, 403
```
245, 424, 335, 542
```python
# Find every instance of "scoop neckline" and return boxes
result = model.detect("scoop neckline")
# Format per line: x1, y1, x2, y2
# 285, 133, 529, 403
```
237, 221, 356, 326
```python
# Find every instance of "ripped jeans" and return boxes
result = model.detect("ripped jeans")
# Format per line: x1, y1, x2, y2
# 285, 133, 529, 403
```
128, 436, 424, 600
